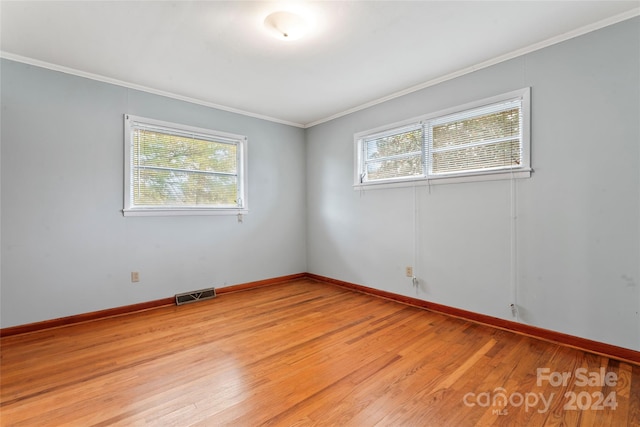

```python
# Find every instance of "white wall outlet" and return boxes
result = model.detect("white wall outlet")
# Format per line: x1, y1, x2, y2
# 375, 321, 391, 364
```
131, 272, 140, 283
405, 266, 413, 277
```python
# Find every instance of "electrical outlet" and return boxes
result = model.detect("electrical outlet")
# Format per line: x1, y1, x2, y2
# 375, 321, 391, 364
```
131, 272, 140, 283
405, 266, 413, 277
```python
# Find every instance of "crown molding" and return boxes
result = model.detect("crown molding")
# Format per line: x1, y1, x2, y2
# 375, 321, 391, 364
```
2, 8, 637, 129
305, 8, 640, 128
0, 51, 306, 129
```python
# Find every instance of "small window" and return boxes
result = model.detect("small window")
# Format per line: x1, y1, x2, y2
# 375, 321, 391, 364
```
124, 115, 247, 216
362, 123, 424, 183
355, 88, 530, 187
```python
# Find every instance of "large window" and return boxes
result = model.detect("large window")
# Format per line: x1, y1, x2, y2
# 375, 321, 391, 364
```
124, 115, 247, 216
355, 88, 530, 187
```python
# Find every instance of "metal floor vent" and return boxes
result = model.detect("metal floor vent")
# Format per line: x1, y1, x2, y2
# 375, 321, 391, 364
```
175, 287, 216, 305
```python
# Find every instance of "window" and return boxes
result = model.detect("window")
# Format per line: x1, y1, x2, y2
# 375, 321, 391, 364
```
355, 88, 530, 187
124, 115, 247, 216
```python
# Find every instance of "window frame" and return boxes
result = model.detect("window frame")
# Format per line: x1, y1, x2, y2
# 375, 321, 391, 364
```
123, 114, 248, 217
354, 88, 531, 189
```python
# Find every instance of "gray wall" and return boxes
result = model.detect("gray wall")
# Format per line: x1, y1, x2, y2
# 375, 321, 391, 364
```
1, 60, 307, 327
306, 17, 640, 350
2, 17, 639, 352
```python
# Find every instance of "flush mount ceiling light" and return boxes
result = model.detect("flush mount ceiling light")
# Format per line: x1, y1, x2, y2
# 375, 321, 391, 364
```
263, 11, 308, 41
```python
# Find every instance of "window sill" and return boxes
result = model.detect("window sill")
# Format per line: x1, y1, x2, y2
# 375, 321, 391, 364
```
122, 208, 249, 217
353, 169, 532, 191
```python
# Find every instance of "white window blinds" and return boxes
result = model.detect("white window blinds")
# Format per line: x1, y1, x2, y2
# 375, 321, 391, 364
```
355, 88, 530, 186
124, 115, 247, 216
429, 99, 522, 176
362, 123, 423, 182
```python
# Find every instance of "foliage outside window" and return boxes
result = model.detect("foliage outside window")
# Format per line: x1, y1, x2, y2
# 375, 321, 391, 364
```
355, 88, 530, 187
124, 115, 247, 216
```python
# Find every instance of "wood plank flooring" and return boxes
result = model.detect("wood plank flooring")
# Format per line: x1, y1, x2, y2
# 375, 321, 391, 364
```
1, 279, 639, 426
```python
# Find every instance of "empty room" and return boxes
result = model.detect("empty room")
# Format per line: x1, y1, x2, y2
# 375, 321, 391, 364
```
1, 1, 639, 425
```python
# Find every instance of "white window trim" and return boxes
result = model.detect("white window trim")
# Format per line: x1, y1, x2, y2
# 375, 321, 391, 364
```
123, 114, 248, 216
353, 88, 531, 189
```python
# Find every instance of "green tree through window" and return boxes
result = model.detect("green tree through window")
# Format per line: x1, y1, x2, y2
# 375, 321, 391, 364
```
124, 115, 247, 216
356, 88, 529, 185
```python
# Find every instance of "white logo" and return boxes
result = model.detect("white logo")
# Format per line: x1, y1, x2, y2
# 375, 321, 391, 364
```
462, 367, 618, 415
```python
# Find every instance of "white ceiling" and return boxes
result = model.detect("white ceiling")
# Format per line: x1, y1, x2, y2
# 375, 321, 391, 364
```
1, 1, 638, 127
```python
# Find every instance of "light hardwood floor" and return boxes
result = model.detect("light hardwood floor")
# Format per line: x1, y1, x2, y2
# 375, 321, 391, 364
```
1, 279, 639, 426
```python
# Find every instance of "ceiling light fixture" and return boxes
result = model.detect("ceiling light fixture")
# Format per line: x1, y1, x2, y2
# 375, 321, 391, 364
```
263, 11, 308, 41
